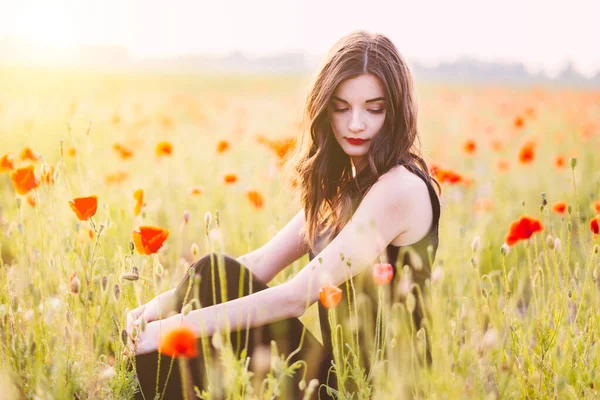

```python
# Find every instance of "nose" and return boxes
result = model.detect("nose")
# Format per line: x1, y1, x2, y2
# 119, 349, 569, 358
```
348, 110, 366, 133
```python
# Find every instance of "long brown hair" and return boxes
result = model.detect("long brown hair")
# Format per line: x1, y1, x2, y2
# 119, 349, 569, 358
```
286, 30, 441, 254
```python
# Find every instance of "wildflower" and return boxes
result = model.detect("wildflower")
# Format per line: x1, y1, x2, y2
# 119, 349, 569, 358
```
156, 141, 173, 157
27, 194, 36, 207
497, 159, 510, 172
159, 325, 198, 358
256, 135, 296, 162
555, 155, 565, 169
68, 195, 98, 221
513, 116, 524, 129
505, 216, 543, 247
319, 284, 342, 308
463, 139, 476, 155
190, 187, 203, 196
133, 189, 144, 217
132, 225, 169, 255
70, 273, 80, 294
0, 153, 15, 172
591, 216, 600, 236
40, 164, 56, 185
113, 143, 134, 159
216, 140, 230, 154
104, 171, 128, 185
592, 201, 600, 214
518, 141, 535, 164
551, 201, 567, 214
183, 210, 191, 224
247, 190, 264, 209
20, 147, 40, 162
372, 263, 394, 284
67, 147, 77, 157
10, 165, 41, 195
223, 173, 238, 184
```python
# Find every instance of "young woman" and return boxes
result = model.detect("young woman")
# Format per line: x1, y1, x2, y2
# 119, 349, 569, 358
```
126, 30, 441, 399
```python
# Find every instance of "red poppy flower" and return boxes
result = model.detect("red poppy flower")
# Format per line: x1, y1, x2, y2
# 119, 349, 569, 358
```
105, 171, 129, 185
216, 140, 230, 154
497, 159, 510, 172
20, 147, 40, 162
551, 201, 567, 214
463, 139, 476, 155
156, 141, 173, 157
555, 155, 565, 169
247, 190, 264, 209
10, 165, 41, 195
190, 187, 203, 196
514, 116, 524, 129
223, 173, 238, 184
132, 225, 169, 255
372, 263, 394, 285
0, 153, 15, 172
159, 326, 198, 358
256, 135, 296, 162
113, 143, 134, 159
592, 201, 600, 214
133, 189, 144, 217
69, 195, 98, 221
591, 217, 599, 236
518, 141, 535, 164
505, 216, 544, 246
319, 284, 342, 309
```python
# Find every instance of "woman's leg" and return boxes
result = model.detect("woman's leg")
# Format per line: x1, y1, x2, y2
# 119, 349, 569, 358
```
134, 253, 336, 399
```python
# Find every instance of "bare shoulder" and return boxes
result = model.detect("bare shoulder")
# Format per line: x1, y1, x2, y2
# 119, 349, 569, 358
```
377, 165, 434, 246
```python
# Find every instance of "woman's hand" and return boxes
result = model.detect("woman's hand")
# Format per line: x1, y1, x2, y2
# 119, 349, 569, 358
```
124, 289, 177, 357
133, 315, 182, 355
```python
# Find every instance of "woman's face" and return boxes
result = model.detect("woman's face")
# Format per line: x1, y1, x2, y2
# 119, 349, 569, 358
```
329, 73, 386, 172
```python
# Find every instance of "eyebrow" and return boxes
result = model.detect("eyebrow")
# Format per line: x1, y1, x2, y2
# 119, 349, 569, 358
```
332, 96, 385, 104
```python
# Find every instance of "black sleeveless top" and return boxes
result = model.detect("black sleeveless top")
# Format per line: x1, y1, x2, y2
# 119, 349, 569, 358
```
308, 163, 441, 357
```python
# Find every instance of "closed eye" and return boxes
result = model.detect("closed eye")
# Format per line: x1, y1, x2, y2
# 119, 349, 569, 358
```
332, 108, 385, 114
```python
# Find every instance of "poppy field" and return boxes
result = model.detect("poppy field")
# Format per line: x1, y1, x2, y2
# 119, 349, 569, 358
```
1, 67, 600, 399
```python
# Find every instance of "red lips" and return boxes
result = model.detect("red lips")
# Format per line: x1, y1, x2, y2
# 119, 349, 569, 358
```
346, 138, 368, 145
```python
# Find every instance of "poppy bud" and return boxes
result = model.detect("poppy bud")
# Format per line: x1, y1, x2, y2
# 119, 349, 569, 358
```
101, 276, 108, 292
405, 293, 416, 313
471, 257, 478, 268
154, 263, 164, 277
541, 192, 547, 206
129, 241, 135, 254
70, 273, 80, 294
190, 243, 200, 259
554, 238, 561, 252
500, 243, 510, 256
113, 284, 121, 301
546, 235, 555, 250
298, 380, 306, 391
121, 329, 128, 346
471, 236, 480, 253
120, 272, 139, 281
570, 157, 577, 169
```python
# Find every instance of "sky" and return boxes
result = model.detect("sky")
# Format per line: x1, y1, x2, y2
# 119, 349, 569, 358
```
1, 0, 599, 77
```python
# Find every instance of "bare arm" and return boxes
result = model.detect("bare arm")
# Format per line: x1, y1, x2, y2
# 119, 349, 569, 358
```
168, 168, 432, 338
236, 209, 308, 284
